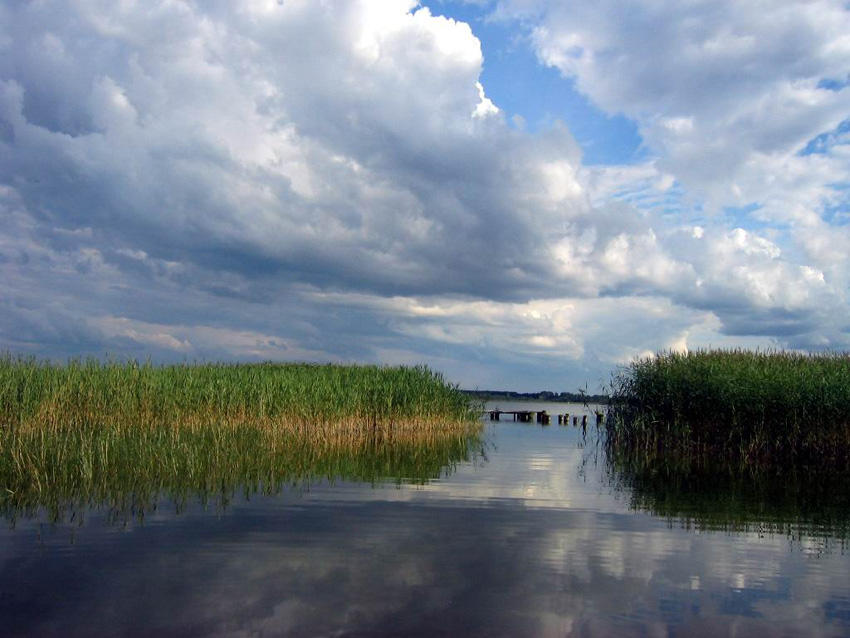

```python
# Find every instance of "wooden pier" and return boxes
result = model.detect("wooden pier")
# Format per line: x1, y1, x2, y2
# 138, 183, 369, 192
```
487, 410, 604, 427
487, 410, 551, 424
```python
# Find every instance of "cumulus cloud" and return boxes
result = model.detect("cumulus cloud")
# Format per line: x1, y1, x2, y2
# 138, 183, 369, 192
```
1, 0, 848, 389
0, 0, 616, 304
494, 0, 850, 226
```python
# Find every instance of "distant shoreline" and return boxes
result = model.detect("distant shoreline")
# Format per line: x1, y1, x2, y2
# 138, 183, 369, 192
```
461, 390, 610, 404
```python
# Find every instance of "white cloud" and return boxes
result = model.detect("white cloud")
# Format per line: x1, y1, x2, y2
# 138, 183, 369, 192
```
473, 81, 499, 118
496, 0, 850, 215
1, 0, 849, 389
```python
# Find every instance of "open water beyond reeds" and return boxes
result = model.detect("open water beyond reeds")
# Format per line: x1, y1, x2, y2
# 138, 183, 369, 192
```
1, 401, 849, 637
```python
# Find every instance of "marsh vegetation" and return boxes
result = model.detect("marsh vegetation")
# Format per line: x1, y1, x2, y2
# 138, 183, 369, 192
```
0, 356, 481, 522
606, 349, 850, 465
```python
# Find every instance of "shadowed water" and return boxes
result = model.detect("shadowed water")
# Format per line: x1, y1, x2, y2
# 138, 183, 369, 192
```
1, 402, 849, 637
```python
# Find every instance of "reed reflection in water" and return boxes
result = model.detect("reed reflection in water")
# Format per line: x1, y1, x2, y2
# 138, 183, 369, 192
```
1, 421, 484, 525
604, 443, 850, 550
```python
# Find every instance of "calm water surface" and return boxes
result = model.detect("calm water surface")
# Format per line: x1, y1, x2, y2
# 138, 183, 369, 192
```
1, 401, 849, 637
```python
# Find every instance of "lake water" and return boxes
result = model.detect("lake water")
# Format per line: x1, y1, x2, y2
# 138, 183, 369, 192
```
1, 401, 849, 637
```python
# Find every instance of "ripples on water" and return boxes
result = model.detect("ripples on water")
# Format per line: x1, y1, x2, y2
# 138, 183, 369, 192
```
1, 402, 849, 637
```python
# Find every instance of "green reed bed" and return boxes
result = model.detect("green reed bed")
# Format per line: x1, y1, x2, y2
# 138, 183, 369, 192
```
606, 349, 850, 465
0, 356, 477, 429
0, 356, 481, 522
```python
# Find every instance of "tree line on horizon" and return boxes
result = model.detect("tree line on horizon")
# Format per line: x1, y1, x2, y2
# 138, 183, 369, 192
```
461, 389, 609, 404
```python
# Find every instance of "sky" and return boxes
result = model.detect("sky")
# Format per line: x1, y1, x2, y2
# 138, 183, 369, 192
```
1, 0, 849, 392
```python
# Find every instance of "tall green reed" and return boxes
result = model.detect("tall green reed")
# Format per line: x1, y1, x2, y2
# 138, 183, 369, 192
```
0, 356, 481, 523
0, 356, 478, 428
606, 349, 850, 465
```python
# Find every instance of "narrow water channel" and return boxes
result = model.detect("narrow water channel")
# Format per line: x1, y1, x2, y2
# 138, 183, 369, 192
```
1, 402, 848, 637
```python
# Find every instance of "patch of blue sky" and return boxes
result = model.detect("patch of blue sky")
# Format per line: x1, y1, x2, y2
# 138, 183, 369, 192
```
602, 175, 686, 209
613, 188, 680, 211
821, 182, 850, 223
718, 203, 792, 236
823, 202, 850, 226
424, 1, 646, 166
798, 118, 850, 156
723, 203, 764, 218
817, 77, 850, 92
597, 178, 706, 228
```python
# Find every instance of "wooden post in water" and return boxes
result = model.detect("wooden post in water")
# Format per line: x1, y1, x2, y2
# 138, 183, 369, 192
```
596, 412, 603, 425
541, 411, 550, 425
572, 416, 578, 426
581, 415, 588, 427
561, 413, 569, 425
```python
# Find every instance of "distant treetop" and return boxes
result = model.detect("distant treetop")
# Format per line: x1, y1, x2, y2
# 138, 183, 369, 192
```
462, 389, 609, 404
